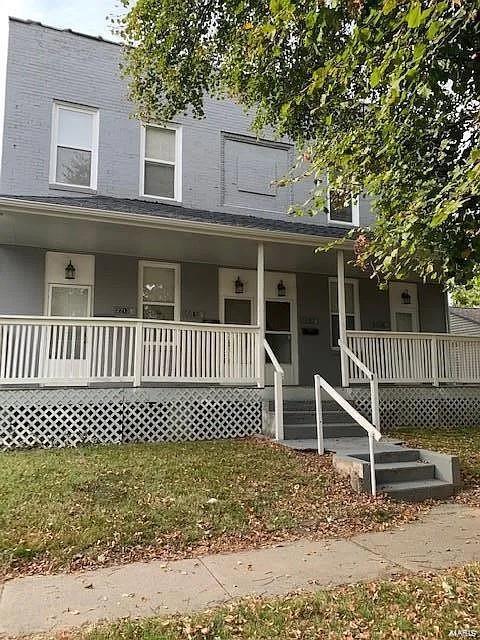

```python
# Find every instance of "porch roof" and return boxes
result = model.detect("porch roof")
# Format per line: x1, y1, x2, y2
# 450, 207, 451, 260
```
0, 195, 348, 241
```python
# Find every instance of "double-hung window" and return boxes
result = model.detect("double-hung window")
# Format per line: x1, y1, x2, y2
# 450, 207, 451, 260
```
50, 102, 99, 191
327, 186, 360, 227
141, 124, 181, 201
329, 278, 360, 348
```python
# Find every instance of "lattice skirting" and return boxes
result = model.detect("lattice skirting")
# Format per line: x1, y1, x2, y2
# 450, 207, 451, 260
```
343, 386, 480, 430
0, 387, 263, 450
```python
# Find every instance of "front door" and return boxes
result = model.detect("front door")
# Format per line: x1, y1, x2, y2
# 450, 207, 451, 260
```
43, 252, 95, 383
389, 283, 419, 332
44, 283, 93, 381
219, 268, 298, 385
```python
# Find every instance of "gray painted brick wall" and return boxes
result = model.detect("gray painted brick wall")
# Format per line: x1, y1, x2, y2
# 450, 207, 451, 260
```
0, 19, 374, 229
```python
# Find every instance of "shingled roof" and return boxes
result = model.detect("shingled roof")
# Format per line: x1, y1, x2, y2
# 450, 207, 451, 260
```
0, 195, 349, 240
449, 307, 480, 336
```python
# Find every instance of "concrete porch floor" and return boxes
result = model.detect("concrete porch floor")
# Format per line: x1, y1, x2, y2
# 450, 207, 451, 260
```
279, 435, 405, 454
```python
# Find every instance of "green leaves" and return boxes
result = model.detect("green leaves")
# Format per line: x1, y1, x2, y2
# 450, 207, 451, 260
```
370, 67, 383, 88
121, 0, 480, 287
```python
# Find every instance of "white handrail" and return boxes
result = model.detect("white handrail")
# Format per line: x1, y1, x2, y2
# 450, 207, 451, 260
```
339, 341, 374, 380
314, 374, 380, 497
264, 338, 284, 441
339, 340, 380, 430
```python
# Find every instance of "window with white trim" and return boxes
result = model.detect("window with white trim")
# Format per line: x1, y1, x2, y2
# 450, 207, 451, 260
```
138, 261, 181, 321
141, 125, 181, 201
50, 102, 99, 190
327, 187, 360, 226
329, 278, 360, 348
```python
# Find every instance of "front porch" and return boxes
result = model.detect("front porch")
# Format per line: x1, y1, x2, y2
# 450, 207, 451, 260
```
0, 195, 478, 454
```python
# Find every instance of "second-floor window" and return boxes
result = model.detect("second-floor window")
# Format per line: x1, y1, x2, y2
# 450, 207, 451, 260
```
50, 102, 99, 191
327, 187, 360, 226
141, 124, 181, 201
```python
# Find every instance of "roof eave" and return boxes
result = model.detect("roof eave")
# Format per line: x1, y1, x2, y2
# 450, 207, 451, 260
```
0, 197, 354, 248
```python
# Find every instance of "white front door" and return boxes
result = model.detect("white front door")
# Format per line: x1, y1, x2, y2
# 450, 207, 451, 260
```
43, 252, 95, 383
219, 268, 298, 385
44, 283, 93, 381
389, 282, 419, 332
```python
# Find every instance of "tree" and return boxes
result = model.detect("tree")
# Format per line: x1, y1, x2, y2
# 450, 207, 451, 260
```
451, 276, 480, 307
119, 0, 480, 288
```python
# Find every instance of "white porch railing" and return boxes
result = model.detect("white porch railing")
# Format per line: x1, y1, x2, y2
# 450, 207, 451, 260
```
346, 330, 480, 385
264, 338, 284, 440
0, 316, 261, 386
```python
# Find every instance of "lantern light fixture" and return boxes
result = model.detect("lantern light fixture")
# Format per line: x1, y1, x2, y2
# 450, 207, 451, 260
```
65, 260, 76, 280
401, 290, 411, 305
235, 276, 244, 295
277, 280, 287, 297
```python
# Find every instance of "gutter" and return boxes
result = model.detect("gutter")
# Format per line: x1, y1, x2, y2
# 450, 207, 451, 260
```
0, 197, 354, 248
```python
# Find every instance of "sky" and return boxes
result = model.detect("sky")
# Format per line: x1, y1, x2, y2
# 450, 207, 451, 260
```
0, 1, 125, 160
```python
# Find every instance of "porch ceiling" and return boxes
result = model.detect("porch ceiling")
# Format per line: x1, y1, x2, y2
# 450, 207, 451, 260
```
0, 206, 359, 275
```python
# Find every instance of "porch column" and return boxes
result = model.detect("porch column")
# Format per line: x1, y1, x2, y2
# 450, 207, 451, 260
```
257, 242, 265, 388
337, 249, 349, 387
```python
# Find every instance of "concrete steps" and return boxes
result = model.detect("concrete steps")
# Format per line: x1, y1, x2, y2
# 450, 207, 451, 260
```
280, 398, 461, 502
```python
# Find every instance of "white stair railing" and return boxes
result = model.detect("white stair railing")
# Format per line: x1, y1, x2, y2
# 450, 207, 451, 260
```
339, 340, 380, 430
314, 374, 382, 496
264, 338, 284, 441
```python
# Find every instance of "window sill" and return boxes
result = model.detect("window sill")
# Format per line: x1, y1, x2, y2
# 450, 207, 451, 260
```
49, 183, 98, 195
140, 194, 183, 206
327, 220, 358, 228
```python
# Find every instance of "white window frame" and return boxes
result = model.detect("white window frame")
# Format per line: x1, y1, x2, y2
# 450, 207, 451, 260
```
140, 123, 182, 203
327, 185, 360, 227
49, 102, 99, 192
328, 277, 361, 349
138, 260, 181, 321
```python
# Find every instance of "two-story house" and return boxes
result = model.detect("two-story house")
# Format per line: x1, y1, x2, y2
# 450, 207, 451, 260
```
0, 17, 476, 458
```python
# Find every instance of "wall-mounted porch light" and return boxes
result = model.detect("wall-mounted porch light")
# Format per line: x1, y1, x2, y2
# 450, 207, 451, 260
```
401, 290, 411, 305
235, 276, 244, 295
65, 260, 76, 280
277, 280, 287, 297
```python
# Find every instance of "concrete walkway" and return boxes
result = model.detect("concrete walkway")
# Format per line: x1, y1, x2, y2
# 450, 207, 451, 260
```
1, 504, 479, 636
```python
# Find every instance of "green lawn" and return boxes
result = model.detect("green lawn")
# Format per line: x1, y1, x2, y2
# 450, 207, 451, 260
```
68, 564, 480, 640
395, 427, 480, 501
0, 439, 420, 578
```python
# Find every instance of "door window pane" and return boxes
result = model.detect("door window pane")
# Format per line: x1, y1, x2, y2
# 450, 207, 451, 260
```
266, 301, 290, 332
56, 147, 92, 186
329, 281, 355, 314
265, 333, 291, 364
396, 312, 414, 332
50, 286, 90, 317
331, 314, 356, 348
224, 299, 252, 325
144, 162, 175, 198
143, 304, 175, 321
142, 266, 176, 303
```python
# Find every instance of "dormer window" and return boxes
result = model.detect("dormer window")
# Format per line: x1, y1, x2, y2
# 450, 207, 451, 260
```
49, 102, 99, 191
140, 124, 182, 202
327, 185, 360, 227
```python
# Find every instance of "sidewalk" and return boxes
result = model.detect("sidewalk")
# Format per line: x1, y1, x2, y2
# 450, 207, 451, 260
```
1, 503, 479, 636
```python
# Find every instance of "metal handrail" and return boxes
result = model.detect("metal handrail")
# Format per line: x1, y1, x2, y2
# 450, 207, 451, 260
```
264, 338, 284, 441
314, 374, 381, 496
338, 340, 380, 431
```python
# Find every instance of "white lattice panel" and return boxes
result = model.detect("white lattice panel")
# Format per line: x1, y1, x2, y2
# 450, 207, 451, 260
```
0, 387, 262, 450
342, 386, 480, 430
